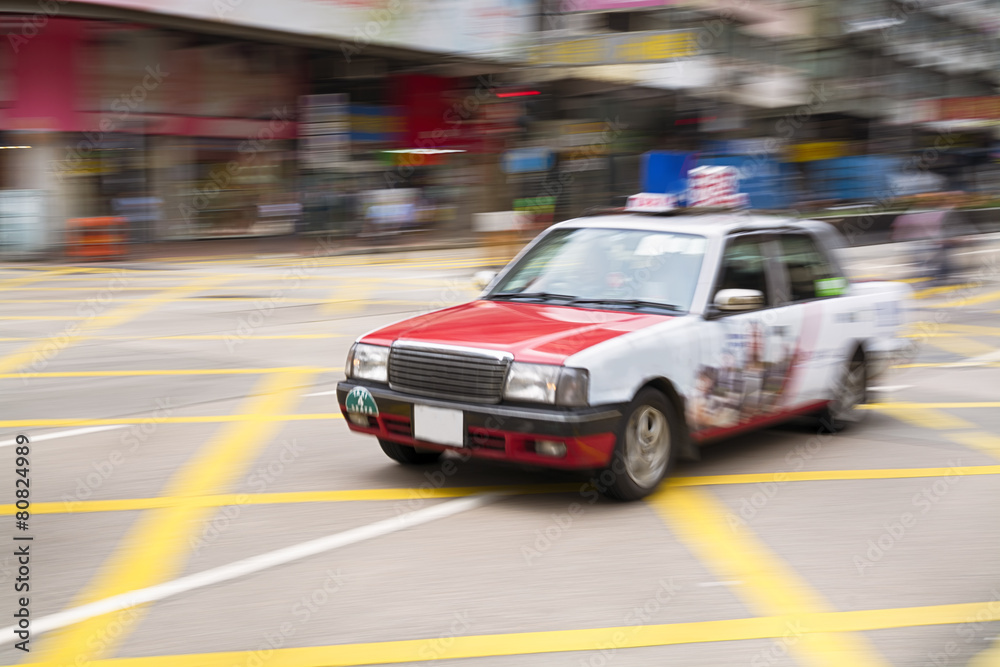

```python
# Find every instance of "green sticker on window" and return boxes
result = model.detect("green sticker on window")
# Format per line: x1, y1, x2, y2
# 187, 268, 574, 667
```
815, 277, 848, 297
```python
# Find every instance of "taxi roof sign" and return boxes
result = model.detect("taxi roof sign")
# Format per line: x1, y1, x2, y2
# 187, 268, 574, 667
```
626, 164, 750, 214
626, 193, 676, 213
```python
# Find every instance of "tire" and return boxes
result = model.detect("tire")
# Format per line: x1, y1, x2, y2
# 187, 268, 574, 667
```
816, 350, 868, 434
598, 388, 680, 501
378, 438, 443, 465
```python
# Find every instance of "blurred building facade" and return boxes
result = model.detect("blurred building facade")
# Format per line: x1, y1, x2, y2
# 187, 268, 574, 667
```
0, 0, 996, 255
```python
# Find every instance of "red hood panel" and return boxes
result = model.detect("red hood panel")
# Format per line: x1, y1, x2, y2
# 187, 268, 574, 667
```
360, 300, 671, 364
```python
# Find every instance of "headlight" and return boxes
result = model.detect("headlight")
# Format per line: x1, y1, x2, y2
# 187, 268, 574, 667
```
503, 363, 589, 406
346, 343, 389, 383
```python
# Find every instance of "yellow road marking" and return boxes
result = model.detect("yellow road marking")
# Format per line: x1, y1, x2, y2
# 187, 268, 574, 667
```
5, 366, 341, 378
322, 281, 375, 315
866, 405, 975, 430
0, 315, 111, 320
0, 413, 342, 427
33, 369, 317, 664
939, 288, 1000, 308
0, 266, 80, 289
8, 465, 1000, 516
946, 432, 1000, 462
8, 276, 480, 288
649, 486, 889, 667
970, 639, 1000, 667
940, 323, 1000, 337
866, 401, 1000, 411
0, 277, 227, 375
926, 337, 996, 358
19, 600, 1000, 667
912, 283, 978, 299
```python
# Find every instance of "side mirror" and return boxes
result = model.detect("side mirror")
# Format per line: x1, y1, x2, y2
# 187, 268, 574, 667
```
473, 270, 498, 291
712, 288, 765, 313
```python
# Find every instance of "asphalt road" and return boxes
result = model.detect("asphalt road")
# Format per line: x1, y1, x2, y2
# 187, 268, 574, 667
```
0, 241, 999, 667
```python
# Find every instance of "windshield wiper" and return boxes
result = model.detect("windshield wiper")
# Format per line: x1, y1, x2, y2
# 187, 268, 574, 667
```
569, 298, 683, 312
488, 291, 578, 303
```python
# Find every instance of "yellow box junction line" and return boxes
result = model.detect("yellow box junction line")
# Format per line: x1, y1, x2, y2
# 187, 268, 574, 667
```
32, 369, 317, 666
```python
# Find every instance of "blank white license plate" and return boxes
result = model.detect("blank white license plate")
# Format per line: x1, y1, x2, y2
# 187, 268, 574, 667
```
412, 405, 465, 447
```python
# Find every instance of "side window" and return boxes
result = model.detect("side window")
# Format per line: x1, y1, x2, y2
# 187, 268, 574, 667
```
715, 236, 771, 306
777, 234, 844, 302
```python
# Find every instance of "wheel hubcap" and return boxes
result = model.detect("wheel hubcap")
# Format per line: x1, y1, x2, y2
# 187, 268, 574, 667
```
624, 405, 670, 488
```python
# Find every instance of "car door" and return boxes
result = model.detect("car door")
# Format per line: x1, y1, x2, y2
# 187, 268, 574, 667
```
690, 232, 794, 439
769, 230, 852, 405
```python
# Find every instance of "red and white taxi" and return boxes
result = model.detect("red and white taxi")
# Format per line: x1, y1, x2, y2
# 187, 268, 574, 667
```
337, 209, 912, 500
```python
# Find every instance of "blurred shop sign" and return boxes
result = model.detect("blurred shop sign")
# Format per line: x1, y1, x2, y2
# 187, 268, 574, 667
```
787, 141, 847, 163
562, 0, 670, 10
349, 105, 404, 143
502, 148, 554, 173
935, 97, 1000, 121
530, 30, 697, 66
299, 93, 349, 169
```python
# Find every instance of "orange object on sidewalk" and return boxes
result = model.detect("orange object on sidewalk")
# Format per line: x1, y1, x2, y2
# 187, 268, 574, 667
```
66, 217, 128, 259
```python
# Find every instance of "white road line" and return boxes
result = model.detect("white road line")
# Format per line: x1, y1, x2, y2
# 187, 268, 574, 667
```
303, 389, 339, 397
0, 492, 501, 646
867, 385, 913, 392
0, 424, 129, 447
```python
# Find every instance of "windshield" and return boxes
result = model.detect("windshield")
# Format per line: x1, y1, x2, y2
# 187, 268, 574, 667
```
487, 227, 707, 313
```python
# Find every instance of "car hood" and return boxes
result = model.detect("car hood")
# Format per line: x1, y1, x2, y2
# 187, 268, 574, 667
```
359, 300, 674, 364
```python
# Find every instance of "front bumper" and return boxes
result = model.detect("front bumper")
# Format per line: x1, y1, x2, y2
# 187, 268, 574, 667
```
336, 381, 623, 470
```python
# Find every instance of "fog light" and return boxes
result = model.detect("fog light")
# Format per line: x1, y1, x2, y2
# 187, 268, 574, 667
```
535, 440, 566, 458
348, 412, 369, 427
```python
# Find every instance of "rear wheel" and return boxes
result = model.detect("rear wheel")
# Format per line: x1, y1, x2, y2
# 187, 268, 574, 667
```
817, 351, 868, 434
378, 438, 443, 465
598, 388, 679, 501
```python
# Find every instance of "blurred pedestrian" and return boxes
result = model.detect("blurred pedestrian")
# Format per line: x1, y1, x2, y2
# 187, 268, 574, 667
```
932, 192, 975, 286
890, 208, 945, 281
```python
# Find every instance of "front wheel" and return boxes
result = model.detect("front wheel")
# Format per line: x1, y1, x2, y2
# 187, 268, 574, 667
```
598, 388, 679, 501
378, 438, 443, 465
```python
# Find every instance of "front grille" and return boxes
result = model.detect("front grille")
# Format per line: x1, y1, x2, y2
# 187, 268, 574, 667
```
388, 343, 511, 403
